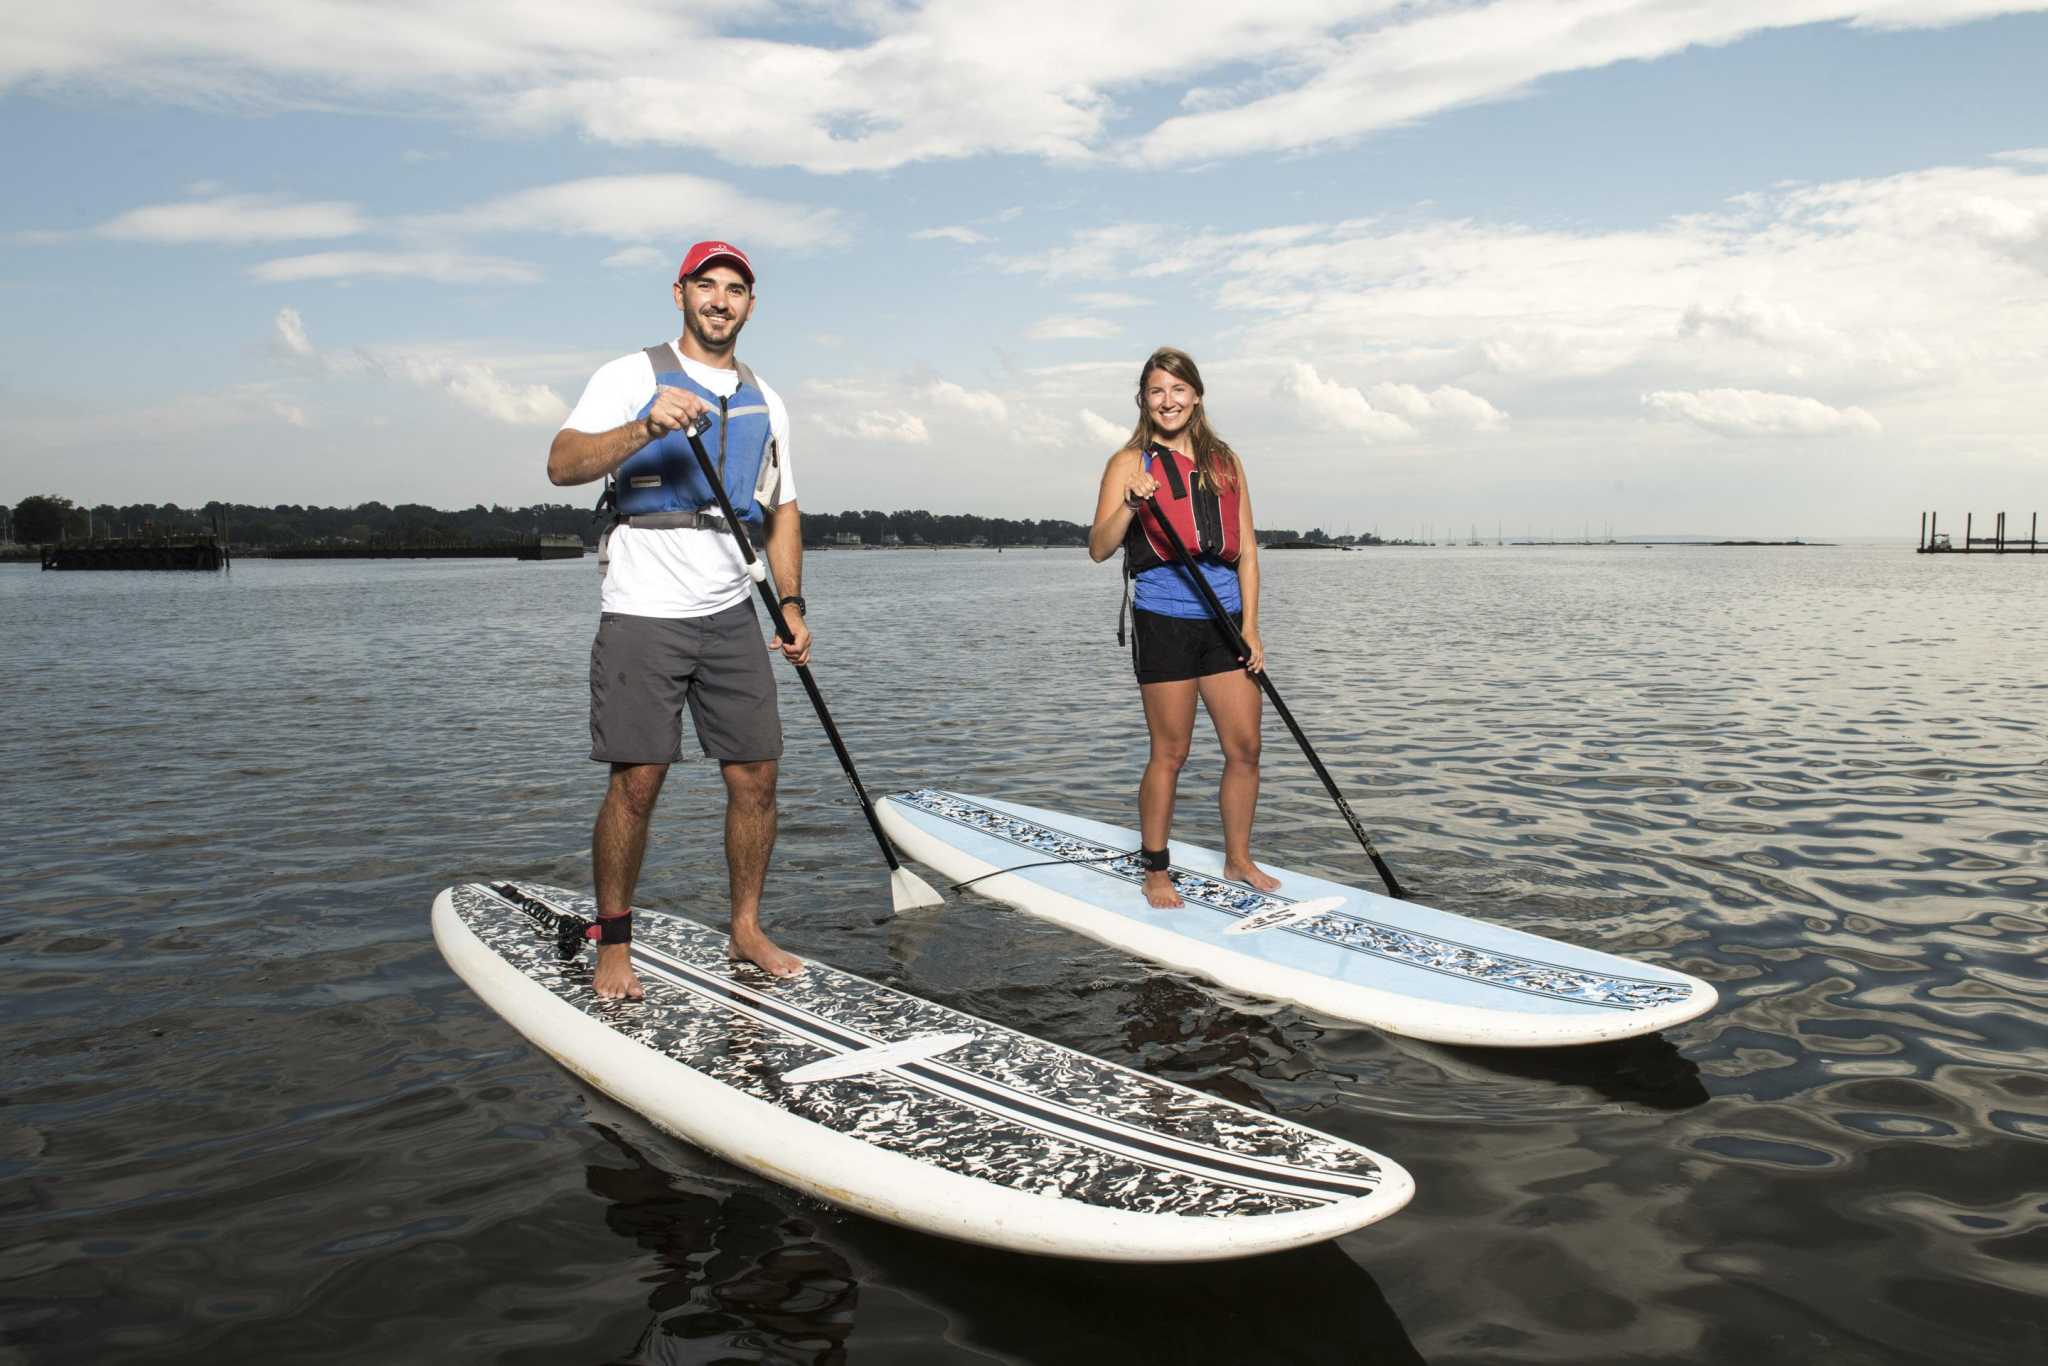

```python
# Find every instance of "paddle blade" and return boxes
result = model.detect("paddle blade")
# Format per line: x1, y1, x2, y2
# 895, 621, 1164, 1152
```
891, 866, 946, 912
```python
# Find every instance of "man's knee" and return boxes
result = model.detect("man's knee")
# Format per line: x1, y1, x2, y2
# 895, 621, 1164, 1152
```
1221, 737, 1261, 767
606, 763, 668, 821
722, 759, 778, 811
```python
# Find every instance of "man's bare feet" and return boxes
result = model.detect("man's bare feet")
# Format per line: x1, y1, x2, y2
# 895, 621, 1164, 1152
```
729, 923, 805, 978
592, 942, 645, 1001
1143, 870, 1184, 909
1223, 859, 1282, 893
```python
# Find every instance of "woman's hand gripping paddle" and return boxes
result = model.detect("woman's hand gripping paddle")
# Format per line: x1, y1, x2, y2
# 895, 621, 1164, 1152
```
680, 417, 943, 912
1138, 486, 1409, 901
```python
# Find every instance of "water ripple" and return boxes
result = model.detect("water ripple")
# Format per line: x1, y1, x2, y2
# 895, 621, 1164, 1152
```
3, 546, 2045, 1364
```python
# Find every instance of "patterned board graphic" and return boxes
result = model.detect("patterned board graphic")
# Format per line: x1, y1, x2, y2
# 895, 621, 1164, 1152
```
888, 789, 1697, 1013
453, 882, 1390, 1219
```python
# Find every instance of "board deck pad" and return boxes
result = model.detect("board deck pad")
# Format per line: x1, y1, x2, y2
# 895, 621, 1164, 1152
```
878, 789, 1717, 1045
447, 882, 1406, 1227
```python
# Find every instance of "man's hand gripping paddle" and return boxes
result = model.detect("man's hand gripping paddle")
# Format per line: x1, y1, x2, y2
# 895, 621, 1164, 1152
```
1138, 484, 1409, 901
680, 417, 944, 912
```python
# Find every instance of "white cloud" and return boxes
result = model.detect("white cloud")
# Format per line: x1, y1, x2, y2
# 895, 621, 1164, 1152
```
920, 379, 1009, 424
8, 4, 2046, 176
95, 193, 367, 244
1132, 3, 2048, 167
265, 308, 567, 425
249, 251, 543, 284
418, 173, 844, 249
1001, 158, 2048, 436
1277, 363, 1417, 441
1078, 408, 1128, 447
911, 226, 988, 244
1074, 292, 1146, 310
602, 245, 669, 270
1642, 388, 1882, 437
1026, 316, 1123, 341
272, 307, 314, 357
820, 410, 932, 444
1365, 381, 1508, 431
417, 359, 568, 426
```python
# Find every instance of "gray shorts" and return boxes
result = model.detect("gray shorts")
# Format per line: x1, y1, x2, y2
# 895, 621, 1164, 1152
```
589, 602, 783, 765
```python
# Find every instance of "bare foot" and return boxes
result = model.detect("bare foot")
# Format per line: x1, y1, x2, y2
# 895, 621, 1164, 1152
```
729, 924, 805, 979
592, 943, 645, 1001
1223, 859, 1282, 893
1143, 870, 1184, 909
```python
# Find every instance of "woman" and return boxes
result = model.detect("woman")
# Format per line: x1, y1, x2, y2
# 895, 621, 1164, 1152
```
1089, 347, 1280, 909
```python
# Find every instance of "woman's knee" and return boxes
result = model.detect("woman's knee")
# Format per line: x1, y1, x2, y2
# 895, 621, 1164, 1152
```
1221, 736, 1261, 768
1148, 740, 1192, 774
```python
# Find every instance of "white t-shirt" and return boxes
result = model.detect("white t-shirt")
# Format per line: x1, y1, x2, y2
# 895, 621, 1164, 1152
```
562, 343, 797, 619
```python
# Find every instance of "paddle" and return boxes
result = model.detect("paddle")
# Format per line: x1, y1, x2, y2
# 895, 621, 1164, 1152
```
1137, 474, 1409, 900
678, 417, 944, 911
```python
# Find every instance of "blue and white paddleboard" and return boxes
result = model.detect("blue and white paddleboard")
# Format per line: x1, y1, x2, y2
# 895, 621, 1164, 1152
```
435, 880, 1412, 1262
877, 790, 1717, 1048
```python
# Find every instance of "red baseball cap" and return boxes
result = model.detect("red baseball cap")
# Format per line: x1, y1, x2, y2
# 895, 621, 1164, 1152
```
677, 240, 755, 285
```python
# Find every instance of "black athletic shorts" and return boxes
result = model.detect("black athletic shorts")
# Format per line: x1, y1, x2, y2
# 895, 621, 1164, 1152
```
1130, 608, 1244, 685
589, 601, 783, 764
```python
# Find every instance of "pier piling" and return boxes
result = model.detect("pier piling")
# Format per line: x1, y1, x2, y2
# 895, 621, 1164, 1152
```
1917, 510, 2043, 554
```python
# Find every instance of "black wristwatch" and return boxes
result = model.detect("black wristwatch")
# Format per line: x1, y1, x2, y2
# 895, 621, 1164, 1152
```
779, 594, 807, 616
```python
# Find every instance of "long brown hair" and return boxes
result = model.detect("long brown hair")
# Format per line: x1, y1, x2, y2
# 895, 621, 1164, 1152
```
1124, 347, 1238, 492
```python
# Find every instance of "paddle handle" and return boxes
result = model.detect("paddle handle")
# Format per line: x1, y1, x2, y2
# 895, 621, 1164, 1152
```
1139, 488, 1408, 900
680, 420, 906, 874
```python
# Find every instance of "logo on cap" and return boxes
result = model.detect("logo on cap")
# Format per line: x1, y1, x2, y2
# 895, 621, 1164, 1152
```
678, 240, 755, 285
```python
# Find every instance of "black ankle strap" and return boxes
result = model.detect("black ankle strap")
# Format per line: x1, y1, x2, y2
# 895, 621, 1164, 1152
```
1140, 847, 1170, 872
586, 912, 632, 945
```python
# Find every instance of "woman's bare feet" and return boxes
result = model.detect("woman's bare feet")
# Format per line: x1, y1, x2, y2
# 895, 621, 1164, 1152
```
730, 923, 805, 978
1223, 859, 1282, 893
1143, 870, 1184, 908
593, 943, 645, 1001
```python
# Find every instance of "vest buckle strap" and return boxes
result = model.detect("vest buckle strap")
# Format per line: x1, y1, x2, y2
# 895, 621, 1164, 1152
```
615, 509, 731, 533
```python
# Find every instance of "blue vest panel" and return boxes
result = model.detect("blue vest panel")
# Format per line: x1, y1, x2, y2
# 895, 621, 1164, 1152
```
613, 360, 775, 525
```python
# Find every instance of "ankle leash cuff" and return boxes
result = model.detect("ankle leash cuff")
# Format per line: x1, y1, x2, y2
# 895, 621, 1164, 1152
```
586, 912, 633, 945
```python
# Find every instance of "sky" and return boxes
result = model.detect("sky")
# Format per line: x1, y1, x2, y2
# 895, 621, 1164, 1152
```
3, 1, 2045, 539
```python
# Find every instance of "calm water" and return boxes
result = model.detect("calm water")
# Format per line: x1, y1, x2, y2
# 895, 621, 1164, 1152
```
3, 544, 2044, 1365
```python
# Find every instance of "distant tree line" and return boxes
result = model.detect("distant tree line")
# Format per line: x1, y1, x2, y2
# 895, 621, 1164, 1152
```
3, 495, 596, 547
802, 509, 1087, 547
1258, 527, 1384, 546
4, 494, 1379, 550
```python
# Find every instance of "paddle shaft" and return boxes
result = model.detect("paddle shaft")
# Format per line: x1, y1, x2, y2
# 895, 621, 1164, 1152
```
679, 420, 907, 875
1136, 480, 1408, 900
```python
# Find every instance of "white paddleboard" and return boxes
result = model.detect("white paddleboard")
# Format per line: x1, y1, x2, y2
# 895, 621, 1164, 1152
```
434, 880, 1413, 1262
877, 790, 1717, 1047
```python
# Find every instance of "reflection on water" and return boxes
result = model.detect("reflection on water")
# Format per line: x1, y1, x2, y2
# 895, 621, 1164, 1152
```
1, 545, 2044, 1364
585, 1117, 1423, 1366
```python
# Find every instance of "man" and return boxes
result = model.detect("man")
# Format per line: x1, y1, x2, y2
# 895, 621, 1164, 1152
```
548, 240, 810, 999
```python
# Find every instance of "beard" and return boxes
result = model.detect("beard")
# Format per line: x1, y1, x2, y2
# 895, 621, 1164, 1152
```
684, 305, 745, 350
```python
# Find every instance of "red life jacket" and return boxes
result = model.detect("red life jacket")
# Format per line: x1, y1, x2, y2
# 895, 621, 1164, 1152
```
1124, 443, 1242, 573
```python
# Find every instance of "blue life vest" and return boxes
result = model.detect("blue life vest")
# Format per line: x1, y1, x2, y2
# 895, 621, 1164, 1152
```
611, 346, 778, 526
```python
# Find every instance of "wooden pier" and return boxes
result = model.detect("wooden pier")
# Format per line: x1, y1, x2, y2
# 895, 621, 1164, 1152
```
1918, 511, 2042, 554
42, 534, 229, 571
254, 534, 585, 561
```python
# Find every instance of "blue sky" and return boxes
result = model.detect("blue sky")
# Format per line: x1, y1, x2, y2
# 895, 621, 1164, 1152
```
4, 2, 2045, 537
